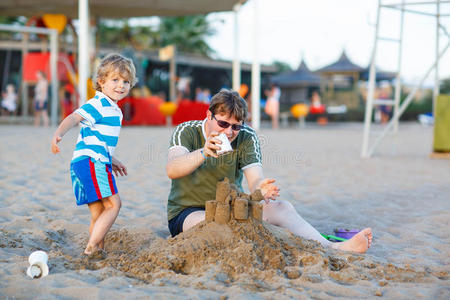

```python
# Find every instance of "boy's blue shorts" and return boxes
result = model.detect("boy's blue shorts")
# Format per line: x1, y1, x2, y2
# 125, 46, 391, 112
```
70, 157, 118, 206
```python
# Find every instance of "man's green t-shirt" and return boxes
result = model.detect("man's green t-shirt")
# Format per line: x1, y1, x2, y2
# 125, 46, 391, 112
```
167, 119, 262, 221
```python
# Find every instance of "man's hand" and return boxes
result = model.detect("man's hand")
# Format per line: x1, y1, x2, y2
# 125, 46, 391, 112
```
203, 131, 222, 158
257, 178, 280, 203
111, 157, 128, 177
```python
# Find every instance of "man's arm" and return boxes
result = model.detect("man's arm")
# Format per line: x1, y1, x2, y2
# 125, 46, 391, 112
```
166, 147, 205, 179
166, 130, 223, 179
244, 165, 280, 203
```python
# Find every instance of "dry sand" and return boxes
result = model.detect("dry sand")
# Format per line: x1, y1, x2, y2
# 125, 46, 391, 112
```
0, 122, 449, 299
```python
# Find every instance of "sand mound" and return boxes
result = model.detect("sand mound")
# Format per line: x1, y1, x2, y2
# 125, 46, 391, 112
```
62, 220, 446, 292
125, 219, 322, 281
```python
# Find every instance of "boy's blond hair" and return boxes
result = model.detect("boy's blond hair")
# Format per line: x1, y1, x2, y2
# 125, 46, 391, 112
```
94, 53, 138, 91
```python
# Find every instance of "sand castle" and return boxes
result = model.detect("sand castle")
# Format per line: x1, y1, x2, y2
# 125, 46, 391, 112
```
205, 178, 264, 224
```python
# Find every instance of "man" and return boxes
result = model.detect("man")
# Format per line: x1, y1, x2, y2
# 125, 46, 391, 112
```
166, 89, 372, 253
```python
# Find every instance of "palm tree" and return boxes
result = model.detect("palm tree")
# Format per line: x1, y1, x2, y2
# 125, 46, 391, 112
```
157, 15, 216, 57
97, 15, 216, 57
97, 19, 159, 50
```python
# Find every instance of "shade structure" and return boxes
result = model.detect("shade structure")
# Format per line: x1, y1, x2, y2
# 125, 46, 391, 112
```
317, 51, 364, 109
270, 60, 320, 105
317, 50, 364, 73
0, 0, 246, 18
271, 60, 320, 87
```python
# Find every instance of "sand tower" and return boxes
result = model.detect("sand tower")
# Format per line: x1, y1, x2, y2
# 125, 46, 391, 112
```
205, 178, 264, 224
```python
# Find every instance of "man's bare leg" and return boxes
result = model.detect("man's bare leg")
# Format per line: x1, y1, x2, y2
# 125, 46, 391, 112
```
182, 210, 205, 232
262, 200, 372, 253
262, 200, 333, 246
332, 228, 373, 253
181, 201, 372, 253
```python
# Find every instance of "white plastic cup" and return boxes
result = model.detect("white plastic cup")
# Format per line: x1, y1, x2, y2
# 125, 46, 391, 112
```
26, 250, 49, 278
216, 133, 233, 156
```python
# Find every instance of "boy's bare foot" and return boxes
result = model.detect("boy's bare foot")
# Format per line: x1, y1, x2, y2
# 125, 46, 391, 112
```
84, 244, 98, 256
83, 247, 107, 260
332, 228, 373, 253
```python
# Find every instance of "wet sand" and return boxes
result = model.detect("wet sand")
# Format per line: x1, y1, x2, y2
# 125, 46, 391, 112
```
0, 123, 449, 299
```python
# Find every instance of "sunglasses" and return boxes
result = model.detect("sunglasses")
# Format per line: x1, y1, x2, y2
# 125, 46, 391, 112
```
212, 114, 244, 131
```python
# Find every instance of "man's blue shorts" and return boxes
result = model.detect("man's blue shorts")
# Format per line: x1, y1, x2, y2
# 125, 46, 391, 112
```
70, 157, 118, 206
168, 207, 205, 237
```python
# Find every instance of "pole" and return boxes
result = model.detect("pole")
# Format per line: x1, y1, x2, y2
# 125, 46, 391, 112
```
78, 0, 89, 107
50, 30, 59, 126
362, 0, 381, 158
21, 33, 29, 118
251, 0, 261, 130
232, 3, 241, 92
2, 50, 11, 91
393, 0, 405, 133
433, 0, 441, 116
169, 51, 176, 102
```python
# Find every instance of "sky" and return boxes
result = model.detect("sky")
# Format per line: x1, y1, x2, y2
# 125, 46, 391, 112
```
204, 0, 450, 86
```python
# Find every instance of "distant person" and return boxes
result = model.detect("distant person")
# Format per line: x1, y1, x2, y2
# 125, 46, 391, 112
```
310, 91, 327, 125
1, 84, 17, 116
34, 70, 49, 127
51, 54, 137, 257
265, 84, 280, 129
195, 87, 204, 102
203, 88, 211, 104
378, 88, 392, 124
311, 91, 322, 108
177, 76, 191, 101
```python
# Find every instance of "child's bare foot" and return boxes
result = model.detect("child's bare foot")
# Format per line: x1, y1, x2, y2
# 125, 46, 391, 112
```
332, 228, 372, 253
84, 244, 98, 256
83, 246, 107, 260
90, 249, 107, 259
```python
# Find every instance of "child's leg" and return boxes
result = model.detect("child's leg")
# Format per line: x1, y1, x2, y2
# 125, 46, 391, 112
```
87, 200, 105, 249
84, 194, 121, 254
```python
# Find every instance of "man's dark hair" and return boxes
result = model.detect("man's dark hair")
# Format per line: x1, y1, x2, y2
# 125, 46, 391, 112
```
208, 89, 248, 122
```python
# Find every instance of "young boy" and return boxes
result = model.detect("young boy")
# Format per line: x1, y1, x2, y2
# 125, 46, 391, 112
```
51, 53, 137, 256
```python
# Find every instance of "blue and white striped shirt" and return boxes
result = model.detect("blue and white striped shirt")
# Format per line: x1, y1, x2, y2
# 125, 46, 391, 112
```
71, 91, 123, 164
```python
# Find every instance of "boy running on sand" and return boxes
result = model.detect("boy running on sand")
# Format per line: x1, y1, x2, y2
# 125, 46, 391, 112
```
51, 53, 137, 256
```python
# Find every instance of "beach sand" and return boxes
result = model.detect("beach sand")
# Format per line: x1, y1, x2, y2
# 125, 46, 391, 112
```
0, 123, 449, 299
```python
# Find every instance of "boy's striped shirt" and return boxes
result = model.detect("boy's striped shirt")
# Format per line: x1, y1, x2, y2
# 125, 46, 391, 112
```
72, 91, 123, 164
